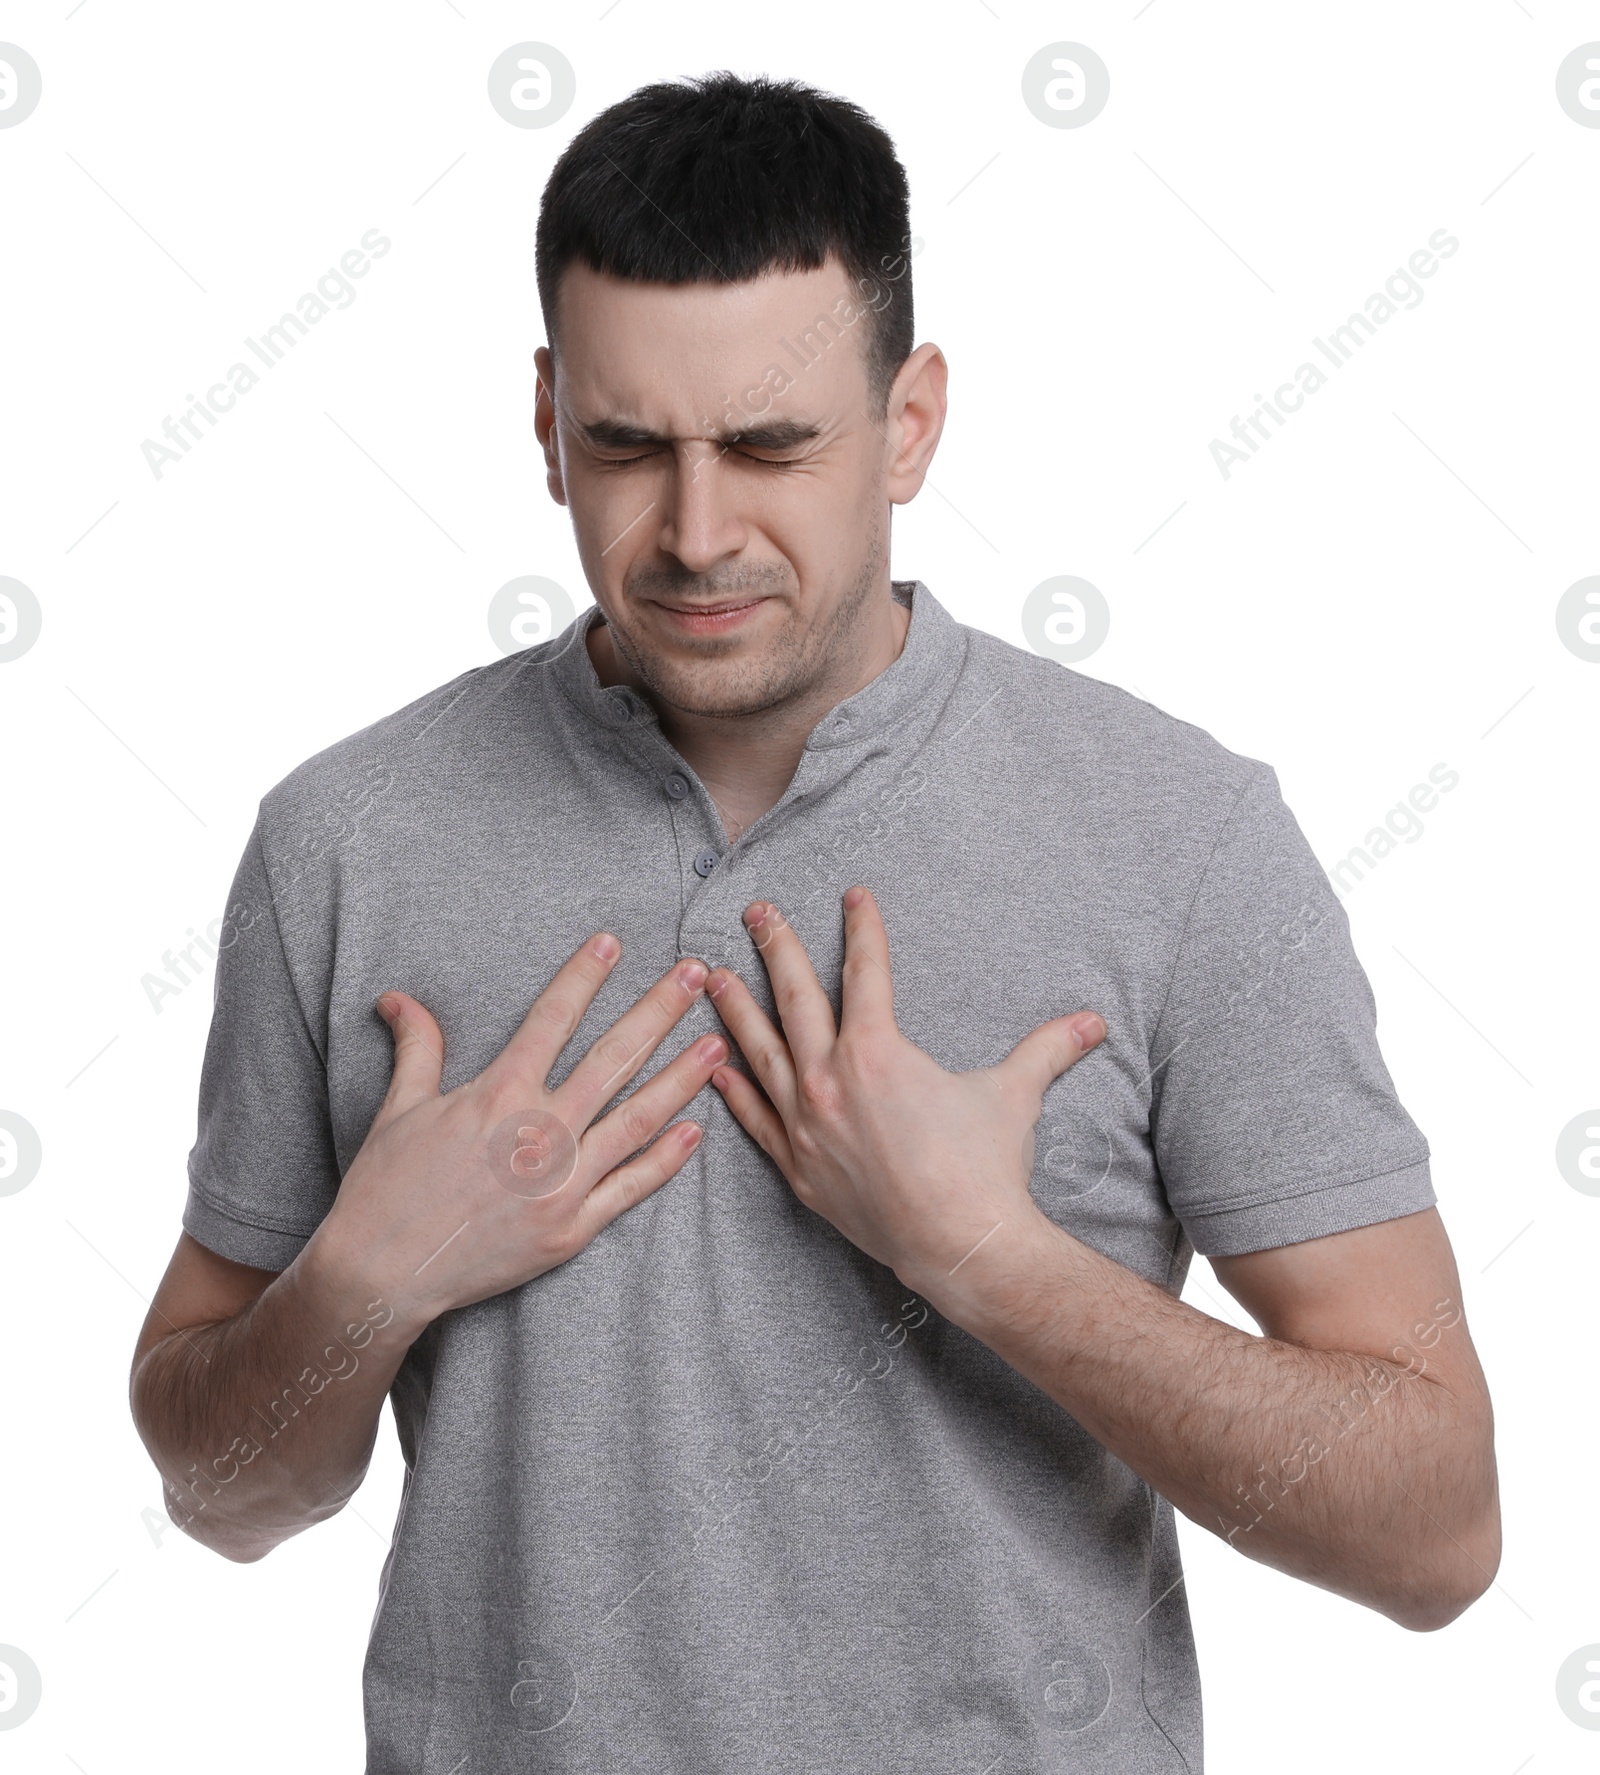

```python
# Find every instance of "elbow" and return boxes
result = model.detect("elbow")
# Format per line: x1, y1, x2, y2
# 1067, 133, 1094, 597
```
180, 1508, 289, 1565
1391, 1402, 1502, 1633
1390, 1508, 1502, 1633
214, 1537, 280, 1566
154, 1473, 300, 1565
1393, 1584, 1486, 1634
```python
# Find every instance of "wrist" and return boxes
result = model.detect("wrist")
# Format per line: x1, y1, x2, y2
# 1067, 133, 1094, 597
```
904, 1206, 1073, 1339
295, 1214, 438, 1346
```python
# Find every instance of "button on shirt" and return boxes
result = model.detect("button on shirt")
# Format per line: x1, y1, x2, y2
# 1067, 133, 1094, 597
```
182, 579, 1434, 1773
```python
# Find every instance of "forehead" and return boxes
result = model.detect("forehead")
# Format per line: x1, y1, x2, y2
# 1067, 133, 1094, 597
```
551, 255, 868, 424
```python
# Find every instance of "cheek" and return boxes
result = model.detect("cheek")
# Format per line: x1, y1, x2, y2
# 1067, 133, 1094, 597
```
567, 476, 642, 555
764, 486, 865, 575
794, 455, 885, 545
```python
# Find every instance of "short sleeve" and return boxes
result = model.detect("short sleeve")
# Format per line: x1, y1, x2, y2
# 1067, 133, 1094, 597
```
181, 817, 342, 1271
1148, 765, 1435, 1257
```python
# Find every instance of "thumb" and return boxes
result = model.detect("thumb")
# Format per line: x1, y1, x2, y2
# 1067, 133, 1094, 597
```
995, 1011, 1105, 1100
375, 990, 446, 1112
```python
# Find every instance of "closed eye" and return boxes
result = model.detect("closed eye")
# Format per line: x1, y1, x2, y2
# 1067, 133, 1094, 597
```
596, 449, 800, 471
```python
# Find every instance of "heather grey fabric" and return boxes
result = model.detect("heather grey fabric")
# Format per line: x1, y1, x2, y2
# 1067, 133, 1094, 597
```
182, 579, 1434, 1773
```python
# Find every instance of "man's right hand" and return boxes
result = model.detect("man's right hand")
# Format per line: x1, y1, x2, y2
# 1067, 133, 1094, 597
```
316, 933, 725, 1330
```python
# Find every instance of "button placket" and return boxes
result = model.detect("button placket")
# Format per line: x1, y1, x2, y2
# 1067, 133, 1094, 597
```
667, 730, 858, 963
631, 733, 729, 941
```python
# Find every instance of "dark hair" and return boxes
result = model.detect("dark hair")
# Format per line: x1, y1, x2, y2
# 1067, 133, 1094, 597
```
535, 71, 915, 420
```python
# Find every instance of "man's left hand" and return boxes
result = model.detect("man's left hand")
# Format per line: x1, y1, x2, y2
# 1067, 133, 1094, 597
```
704, 886, 1106, 1296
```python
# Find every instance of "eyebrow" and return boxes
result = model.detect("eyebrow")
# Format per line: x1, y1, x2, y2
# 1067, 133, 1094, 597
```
575, 416, 824, 452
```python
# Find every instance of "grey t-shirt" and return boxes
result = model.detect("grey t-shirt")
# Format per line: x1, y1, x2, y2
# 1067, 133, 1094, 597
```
182, 579, 1434, 1773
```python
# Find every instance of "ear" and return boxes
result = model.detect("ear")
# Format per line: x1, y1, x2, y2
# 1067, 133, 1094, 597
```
533, 345, 568, 508
882, 342, 949, 508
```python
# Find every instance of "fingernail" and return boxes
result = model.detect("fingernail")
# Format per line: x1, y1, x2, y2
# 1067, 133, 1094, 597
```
698, 1035, 727, 1063
376, 992, 397, 1019
680, 960, 708, 990
594, 934, 620, 961
1072, 1013, 1106, 1048
745, 903, 768, 931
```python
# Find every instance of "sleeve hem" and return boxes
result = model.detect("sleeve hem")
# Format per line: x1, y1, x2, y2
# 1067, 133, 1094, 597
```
182, 1178, 321, 1272
1180, 1156, 1437, 1258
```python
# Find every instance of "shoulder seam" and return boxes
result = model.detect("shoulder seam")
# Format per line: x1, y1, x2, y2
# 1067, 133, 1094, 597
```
246, 814, 332, 1071
1147, 763, 1275, 1064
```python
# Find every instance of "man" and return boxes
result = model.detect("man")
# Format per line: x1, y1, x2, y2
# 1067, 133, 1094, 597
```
130, 71, 1498, 1773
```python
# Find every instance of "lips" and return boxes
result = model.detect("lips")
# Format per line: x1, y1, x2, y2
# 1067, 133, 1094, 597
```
653, 598, 764, 614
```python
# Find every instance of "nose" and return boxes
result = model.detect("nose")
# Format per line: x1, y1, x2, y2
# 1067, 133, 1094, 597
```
655, 439, 748, 574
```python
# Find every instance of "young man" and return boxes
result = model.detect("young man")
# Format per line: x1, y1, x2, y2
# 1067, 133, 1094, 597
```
130, 71, 1498, 1772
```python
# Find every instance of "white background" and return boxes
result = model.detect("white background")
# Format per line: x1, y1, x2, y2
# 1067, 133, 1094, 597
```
1, 2, 1596, 1769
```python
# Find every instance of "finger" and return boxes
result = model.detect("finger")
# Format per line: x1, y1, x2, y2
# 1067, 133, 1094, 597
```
741, 899, 837, 1068
704, 965, 797, 1123
710, 1063, 795, 1175
838, 885, 896, 1036
576, 1119, 705, 1244
993, 1012, 1106, 1102
375, 991, 445, 1114
486, 932, 625, 1093
554, 957, 711, 1130
580, 1029, 728, 1179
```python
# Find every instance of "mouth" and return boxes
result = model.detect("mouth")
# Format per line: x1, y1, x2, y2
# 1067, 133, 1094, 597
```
649, 596, 769, 633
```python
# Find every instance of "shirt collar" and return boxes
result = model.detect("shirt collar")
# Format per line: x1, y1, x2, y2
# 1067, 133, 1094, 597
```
547, 579, 964, 751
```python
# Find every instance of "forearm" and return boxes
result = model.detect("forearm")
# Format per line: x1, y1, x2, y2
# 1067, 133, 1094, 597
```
130, 1225, 429, 1562
916, 1214, 1497, 1630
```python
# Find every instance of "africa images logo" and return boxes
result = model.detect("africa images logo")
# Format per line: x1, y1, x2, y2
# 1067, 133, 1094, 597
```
139, 229, 391, 479
1209, 228, 1459, 479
